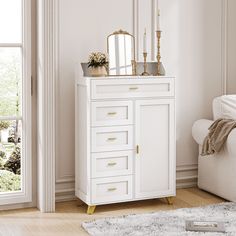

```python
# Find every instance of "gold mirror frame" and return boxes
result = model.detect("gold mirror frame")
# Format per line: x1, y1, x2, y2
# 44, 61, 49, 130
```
107, 29, 136, 76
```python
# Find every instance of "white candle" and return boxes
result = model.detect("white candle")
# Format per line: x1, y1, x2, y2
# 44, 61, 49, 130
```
143, 28, 147, 53
157, 8, 161, 31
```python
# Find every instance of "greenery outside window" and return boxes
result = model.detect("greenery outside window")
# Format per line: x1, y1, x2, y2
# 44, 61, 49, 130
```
0, 0, 32, 205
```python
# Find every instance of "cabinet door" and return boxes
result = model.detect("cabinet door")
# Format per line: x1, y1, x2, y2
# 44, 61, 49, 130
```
135, 99, 175, 199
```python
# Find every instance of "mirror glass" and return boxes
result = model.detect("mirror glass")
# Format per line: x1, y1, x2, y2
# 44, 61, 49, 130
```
107, 30, 135, 76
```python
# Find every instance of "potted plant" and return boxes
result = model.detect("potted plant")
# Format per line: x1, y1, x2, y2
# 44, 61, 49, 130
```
88, 52, 109, 77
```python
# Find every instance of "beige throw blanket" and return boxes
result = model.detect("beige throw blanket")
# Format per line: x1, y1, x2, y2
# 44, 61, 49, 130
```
201, 118, 236, 156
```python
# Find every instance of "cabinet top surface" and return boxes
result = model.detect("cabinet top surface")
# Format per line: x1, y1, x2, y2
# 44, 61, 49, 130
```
84, 75, 174, 79
77, 75, 175, 85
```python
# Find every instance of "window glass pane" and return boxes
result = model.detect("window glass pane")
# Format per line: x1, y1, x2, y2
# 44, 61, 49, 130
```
0, 119, 21, 193
0, 0, 22, 43
0, 48, 22, 117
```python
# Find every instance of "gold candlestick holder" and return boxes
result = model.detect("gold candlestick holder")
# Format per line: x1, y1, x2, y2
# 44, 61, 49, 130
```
156, 30, 162, 76
141, 52, 150, 76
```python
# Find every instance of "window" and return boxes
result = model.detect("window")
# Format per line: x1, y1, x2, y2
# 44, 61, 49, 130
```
0, 0, 31, 205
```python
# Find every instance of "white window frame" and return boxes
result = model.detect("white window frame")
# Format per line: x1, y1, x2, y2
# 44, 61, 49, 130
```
0, 0, 32, 205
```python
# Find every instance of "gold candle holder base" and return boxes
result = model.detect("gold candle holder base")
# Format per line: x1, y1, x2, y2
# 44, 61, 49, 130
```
141, 72, 150, 76
141, 52, 150, 76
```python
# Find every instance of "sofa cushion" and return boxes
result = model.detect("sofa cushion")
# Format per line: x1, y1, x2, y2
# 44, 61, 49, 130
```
212, 97, 222, 120
213, 95, 236, 120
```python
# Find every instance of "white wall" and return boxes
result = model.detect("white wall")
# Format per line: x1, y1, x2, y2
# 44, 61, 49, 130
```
55, 0, 230, 200
227, 0, 236, 94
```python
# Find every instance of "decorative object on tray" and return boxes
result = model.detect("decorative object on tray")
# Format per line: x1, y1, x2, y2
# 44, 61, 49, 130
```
82, 202, 235, 236
87, 52, 108, 77
81, 61, 164, 77
186, 220, 225, 233
141, 28, 150, 76
81, 61, 161, 77
156, 8, 165, 76
107, 29, 135, 76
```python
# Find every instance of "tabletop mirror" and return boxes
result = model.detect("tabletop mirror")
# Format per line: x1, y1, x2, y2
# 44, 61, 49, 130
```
107, 30, 135, 76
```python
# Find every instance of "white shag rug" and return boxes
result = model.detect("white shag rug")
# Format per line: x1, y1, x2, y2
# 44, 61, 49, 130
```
82, 202, 236, 236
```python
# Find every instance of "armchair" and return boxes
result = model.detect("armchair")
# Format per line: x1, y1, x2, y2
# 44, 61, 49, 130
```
192, 95, 236, 202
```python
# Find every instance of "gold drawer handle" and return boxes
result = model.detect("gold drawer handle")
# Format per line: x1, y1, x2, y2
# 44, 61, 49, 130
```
107, 162, 117, 166
108, 187, 117, 192
129, 87, 139, 90
107, 137, 117, 142
107, 112, 117, 116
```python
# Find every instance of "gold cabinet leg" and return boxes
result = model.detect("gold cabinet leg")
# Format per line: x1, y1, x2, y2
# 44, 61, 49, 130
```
87, 205, 96, 215
166, 197, 174, 205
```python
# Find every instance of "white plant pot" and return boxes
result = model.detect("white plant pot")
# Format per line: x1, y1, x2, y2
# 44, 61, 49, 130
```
89, 66, 107, 77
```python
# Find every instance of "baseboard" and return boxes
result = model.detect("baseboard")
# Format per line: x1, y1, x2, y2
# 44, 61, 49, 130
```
55, 188, 76, 202
176, 164, 198, 189
55, 179, 76, 202
55, 164, 198, 202
0, 202, 36, 211
177, 178, 198, 189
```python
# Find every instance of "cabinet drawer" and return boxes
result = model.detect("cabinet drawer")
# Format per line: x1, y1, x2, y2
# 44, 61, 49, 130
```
92, 126, 133, 152
91, 151, 133, 178
91, 101, 133, 127
91, 78, 174, 99
91, 176, 132, 204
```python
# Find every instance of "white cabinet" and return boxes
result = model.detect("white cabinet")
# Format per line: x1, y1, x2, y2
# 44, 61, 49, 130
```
75, 75, 176, 214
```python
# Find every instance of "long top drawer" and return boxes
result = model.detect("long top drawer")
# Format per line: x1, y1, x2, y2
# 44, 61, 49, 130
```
91, 78, 174, 100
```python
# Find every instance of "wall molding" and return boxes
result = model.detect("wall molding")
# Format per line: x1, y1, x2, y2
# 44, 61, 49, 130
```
176, 164, 198, 189
37, 0, 59, 212
53, 0, 75, 186
151, 0, 157, 61
133, 0, 139, 61
56, 177, 75, 184
55, 188, 76, 202
176, 164, 198, 172
55, 179, 76, 202
221, 0, 228, 95
54, 0, 75, 200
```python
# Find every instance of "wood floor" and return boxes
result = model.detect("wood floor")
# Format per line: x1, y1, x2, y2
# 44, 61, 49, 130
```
0, 188, 226, 236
